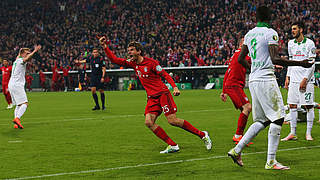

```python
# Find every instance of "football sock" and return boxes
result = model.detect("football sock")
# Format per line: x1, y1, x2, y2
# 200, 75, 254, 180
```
235, 122, 265, 154
100, 92, 105, 108
267, 123, 281, 163
17, 104, 27, 119
92, 93, 99, 108
306, 108, 314, 136
14, 105, 20, 118
236, 112, 248, 135
289, 108, 297, 135
153, 126, 177, 146
182, 120, 205, 138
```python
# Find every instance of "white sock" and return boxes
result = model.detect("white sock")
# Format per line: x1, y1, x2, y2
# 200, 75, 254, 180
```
235, 122, 265, 153
318, 109, 320, 121
14, 105, 20, 118
306, 108, 314, 136
289, 108, 297, 135
16, 104, 28, 119
267, 123, 281, 163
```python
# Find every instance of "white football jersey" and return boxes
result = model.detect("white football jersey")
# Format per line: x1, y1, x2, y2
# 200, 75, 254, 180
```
286, 37, 316, 83
9, 57, 26, 86
244, 23, 278, 82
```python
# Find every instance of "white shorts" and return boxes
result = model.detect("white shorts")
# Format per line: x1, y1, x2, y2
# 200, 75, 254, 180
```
287, 82, 314, 105
8, 84, 28, 105
249, 80, 285, 123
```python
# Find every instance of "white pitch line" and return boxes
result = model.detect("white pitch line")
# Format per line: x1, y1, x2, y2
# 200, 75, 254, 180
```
0, 108, 232, 126
8, 140, 22, 143
5, 145, 320, 180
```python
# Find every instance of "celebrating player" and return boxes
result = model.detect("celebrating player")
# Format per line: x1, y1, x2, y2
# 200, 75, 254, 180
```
227, 6, 313, 170
220, 38, 252, 144
8, 45, 41, 129
281, 21, 317, 141
0, 59, 13, 109
99, 37, 212, 153
75, 49, 106, 110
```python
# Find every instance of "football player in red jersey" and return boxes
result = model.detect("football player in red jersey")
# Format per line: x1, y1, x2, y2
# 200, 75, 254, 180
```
99, 37, 212, 153
0, 59, 13, 109
220, 38, 252, 144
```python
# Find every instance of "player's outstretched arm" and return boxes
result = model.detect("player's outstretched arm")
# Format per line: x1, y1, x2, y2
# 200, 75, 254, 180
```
269, 45, 313, 68
99, 36, 130, 67
238, 45, 250, 69
23, 45, 41, 62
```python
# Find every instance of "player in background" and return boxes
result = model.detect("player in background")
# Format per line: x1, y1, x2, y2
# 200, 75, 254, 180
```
227, 6, 313, 170
0, 59, 13, 109
75, 49, 106, 110
99, 37, 212, 153
220, 38, 252, 144
25, 73, 34, 91
78, 63, 87, 91
51, 61, 59, 91
39, 70, 47, 91
60, 65, 71, 92
281, 21, 317, 141
8, 45, 41, 129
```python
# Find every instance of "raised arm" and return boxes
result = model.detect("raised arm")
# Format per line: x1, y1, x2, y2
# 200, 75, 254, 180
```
99, 37, 131, 67
23, 45, 41, 62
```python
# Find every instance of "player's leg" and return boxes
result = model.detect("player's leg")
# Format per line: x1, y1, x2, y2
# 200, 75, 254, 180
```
145, 113, 179, 153
3, 84, 13, 108
11, 87, 28, 129
282, 83, 299, 141
228, 81, 267, 166
98, 89, 105, 110
265, 118, 290, 170
64, 76, 68, 92
91, 86, 100, 110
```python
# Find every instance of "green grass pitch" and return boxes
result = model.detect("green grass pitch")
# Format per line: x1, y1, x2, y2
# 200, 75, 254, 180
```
0, 89, 319, 179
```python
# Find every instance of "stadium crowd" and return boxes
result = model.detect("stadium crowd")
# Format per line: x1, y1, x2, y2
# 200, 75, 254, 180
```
1, 0, 319, 73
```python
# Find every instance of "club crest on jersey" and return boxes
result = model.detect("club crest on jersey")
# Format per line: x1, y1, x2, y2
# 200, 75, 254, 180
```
273, 35, 278, 41
144, 67, 148, 72
311, 47, 316, 54
156, 65, 162, 72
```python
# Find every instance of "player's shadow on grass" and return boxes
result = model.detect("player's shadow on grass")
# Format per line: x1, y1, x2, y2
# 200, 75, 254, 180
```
1, 127, 24, 138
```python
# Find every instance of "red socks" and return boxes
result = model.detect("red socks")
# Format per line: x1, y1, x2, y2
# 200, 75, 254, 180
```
236, 112, 248, 135
182, 120, 205, 138
153, 126, 177, 146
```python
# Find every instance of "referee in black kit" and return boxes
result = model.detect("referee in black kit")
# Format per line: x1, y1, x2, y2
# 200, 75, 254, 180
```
76, 48, 106, 110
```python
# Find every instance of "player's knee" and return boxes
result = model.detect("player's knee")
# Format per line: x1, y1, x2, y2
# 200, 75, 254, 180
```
167, 116, 178, 126
145, 119, 155, 129
242, 103, 252, 115
269, 123, 281, 136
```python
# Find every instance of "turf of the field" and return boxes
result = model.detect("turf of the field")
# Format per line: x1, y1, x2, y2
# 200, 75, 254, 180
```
0, 89, 319, 180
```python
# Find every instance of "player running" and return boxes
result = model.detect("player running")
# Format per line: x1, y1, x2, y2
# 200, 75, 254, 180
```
227, 6, 313, 170
99, 37, 212, 153
220, 38, 252, 144
0, 59, 13, 109
8, 45, 41, 129
281, 21, 317, 141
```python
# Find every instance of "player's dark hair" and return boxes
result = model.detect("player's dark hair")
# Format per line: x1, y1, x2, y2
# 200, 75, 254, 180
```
128, 41, 144, 56
292, 21, 305, 32
256, 6, 271, 22
92, 48, 99, 52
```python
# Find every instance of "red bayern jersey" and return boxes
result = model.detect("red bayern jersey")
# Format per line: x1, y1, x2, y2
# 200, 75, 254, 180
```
103, 46, 177, 97
223, 49, 251, 92
0, 66, 12, 84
